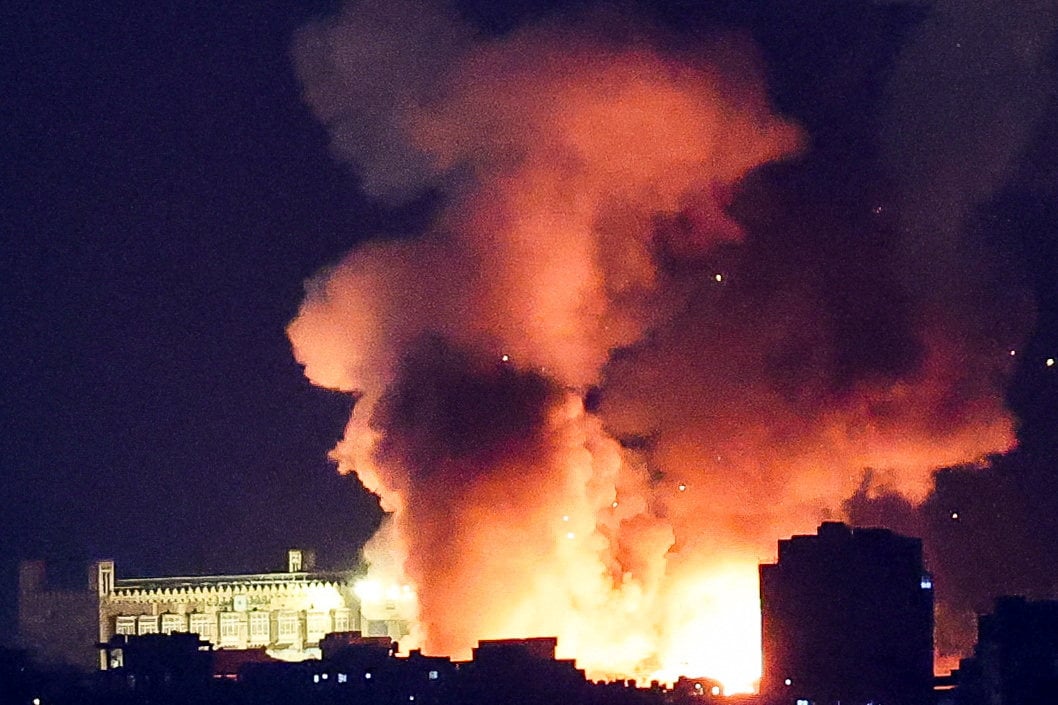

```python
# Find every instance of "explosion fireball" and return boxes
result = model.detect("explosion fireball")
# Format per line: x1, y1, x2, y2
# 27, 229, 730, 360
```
288, 1, 1019, 692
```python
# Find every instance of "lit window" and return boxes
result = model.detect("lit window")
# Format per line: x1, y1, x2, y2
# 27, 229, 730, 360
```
219, 612, 241, 647
189, 613, 216, 641
921, 575, 933, 590
249, 611, 271, 645
306, 610, 332, 643
161, 613, 186, 634
137, 615, 159, 635
277, 611, 299, 642
428, 670, 439, 680
115, 616, 137, 635
338, 674, 348, 684
334, 608, 352, 633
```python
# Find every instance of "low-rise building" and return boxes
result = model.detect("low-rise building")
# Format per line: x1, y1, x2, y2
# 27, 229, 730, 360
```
19, 549, 412, 670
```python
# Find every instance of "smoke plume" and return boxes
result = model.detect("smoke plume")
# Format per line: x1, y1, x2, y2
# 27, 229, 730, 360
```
288, 0, 1028, 688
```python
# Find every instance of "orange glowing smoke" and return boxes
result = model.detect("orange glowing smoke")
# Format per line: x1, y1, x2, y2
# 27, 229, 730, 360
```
288, 2, 1017, 693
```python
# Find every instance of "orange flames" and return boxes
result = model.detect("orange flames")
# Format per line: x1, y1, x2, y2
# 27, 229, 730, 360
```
289, 2, 1017, 693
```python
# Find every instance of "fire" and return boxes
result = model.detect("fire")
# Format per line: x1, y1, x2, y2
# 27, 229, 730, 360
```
645, 564, 763, 694
289, 0, 1020, 691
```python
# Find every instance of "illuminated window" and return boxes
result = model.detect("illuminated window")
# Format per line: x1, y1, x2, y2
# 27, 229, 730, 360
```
334, 608, 352, 633
161, 614, 186, 634
115, 616, 137, 635
137, 615, 159, 635
249, 611, 271, 646
277, 611, 300, 643
921, 574, 933, 590
428, 670, 439, 680
189, 613, 216, 642
219, 612, 241, 647
306, 610, 332, 644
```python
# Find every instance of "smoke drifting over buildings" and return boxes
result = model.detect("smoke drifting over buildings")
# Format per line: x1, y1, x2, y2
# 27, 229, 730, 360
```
287, 0, 1055, 685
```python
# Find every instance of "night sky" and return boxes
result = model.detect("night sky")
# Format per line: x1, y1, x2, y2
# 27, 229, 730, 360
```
2, 0, 1056, 661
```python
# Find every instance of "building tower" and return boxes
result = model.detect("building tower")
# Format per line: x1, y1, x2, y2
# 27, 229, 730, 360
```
759, 522, 934, 705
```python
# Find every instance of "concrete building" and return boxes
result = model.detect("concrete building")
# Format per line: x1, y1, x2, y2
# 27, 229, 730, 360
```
954, 596, 1058, 705
759, 522, 934, 705
18, 549, 412, 671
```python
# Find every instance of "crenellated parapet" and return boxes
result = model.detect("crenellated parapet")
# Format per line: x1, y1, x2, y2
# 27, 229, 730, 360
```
95, 551, 378, 665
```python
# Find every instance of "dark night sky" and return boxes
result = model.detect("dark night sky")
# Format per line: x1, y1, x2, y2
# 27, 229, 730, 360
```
1, 0, 1056, 649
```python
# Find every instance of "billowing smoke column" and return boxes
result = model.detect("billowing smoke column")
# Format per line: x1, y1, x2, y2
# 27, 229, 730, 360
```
288, 0, 1020, 691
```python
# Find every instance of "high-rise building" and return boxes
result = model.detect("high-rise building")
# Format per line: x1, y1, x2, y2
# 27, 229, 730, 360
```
759, 522, 934, 705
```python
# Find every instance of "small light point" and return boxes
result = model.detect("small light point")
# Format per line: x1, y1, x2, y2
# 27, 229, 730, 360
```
714, 273, 723, 283
1047, 357, 1055, 368
501, 354, 510, 362
677, 482, 687, 492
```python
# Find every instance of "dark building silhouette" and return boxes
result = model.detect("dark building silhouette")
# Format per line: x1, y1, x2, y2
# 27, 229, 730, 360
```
759, 522, 934, 705
459, 637, 588, 705
954, 596, 1058, 705
97, 632, 213, 698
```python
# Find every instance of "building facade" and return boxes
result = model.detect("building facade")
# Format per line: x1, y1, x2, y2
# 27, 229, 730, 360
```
954, 596, 1058, 705
759, 522, 934, 705
19, 549, 412, 671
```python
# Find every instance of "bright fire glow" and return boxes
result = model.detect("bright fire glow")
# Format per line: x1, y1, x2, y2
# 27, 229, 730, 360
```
290, 1, 1021, 692
645, 564, 762, 693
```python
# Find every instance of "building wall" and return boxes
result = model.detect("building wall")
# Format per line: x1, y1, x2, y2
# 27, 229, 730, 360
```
759, 522, 934, 705
98, 570, 363, 662
17, 550, 408, 671
17, 561, 100, 671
